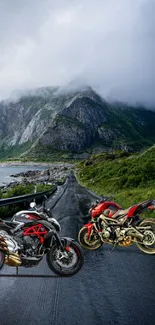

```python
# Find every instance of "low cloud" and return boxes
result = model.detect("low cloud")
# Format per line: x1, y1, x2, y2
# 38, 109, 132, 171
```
0, 0, 154, 106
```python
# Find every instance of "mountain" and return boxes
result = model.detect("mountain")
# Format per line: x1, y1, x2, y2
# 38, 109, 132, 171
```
0, 86, 155, 160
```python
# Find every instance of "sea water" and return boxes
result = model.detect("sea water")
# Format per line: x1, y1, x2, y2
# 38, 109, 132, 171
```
0, 165, 45, 186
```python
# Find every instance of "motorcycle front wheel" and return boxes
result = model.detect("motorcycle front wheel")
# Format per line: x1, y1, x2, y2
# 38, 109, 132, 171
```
78, 226, 103, 250
0, 250, 5, 270
136, 218, 155, 254
46, 241, 84, 276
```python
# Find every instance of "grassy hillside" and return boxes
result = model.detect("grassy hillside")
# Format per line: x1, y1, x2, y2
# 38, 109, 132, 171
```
105, 105, 155, 150
77, 146, 155, 216
0, 141, 32, 160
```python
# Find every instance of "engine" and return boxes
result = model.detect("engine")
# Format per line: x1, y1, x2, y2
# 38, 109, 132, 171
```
99, 221, 112, 240
101, 227, 111, 240
98, 214, 127, 242
21, 236, 40, 256
0, 230, 43, 267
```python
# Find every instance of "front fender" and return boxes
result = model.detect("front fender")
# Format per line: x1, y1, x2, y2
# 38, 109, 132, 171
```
83, 223, 93, 237
60, 237, 75, 247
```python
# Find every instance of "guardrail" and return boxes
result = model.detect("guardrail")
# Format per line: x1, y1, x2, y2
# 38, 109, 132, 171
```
0, 185, 57, 207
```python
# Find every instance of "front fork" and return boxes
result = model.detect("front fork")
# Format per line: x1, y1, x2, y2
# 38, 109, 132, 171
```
53, 237, 75, 260
49, 233, 75, 252
87, 222, 101, 241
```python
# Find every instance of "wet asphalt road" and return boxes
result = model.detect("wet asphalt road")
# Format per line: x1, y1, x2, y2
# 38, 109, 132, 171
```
0, 176, 155, 325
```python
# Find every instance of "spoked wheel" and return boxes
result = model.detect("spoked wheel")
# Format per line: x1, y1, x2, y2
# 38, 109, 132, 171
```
136, 219, 155, 254
0, 250, 5, 270
78, 227, 103, 250
46, 241, 84, 276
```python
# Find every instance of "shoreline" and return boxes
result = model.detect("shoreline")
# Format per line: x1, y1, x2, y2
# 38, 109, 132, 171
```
0, 161, 75, 168
0, 161, 76, 189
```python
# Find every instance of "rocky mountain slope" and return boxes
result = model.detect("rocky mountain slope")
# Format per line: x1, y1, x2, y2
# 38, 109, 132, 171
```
0, 86, 155, 160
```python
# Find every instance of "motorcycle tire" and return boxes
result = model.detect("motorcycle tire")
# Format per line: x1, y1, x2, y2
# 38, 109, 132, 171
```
0, 250, 5, 270
136, 218, 155, 254
46, 241, 84, 276
78, 226, 103, 250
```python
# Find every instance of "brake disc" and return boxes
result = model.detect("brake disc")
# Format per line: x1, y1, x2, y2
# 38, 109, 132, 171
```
143, 230, 155, 246
55, 248, 78, 268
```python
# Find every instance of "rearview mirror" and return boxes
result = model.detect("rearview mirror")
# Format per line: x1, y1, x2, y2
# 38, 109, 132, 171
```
30, 202, 36, 208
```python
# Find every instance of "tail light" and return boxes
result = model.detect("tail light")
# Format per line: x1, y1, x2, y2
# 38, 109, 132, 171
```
148, 205, 154, 211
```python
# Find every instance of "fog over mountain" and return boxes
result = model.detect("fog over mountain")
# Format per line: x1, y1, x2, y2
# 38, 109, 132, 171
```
0, 0, 154, 106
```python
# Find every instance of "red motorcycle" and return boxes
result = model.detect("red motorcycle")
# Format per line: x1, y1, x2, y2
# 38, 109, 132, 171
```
78, 197, 155, 254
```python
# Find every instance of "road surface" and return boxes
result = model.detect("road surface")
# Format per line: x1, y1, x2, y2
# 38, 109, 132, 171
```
0, 175, 155, 325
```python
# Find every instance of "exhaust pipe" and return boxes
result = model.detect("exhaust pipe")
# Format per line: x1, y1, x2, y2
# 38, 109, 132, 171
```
0, 234, 22, 267
5, 253, 22, 267
127, 228, 144, 239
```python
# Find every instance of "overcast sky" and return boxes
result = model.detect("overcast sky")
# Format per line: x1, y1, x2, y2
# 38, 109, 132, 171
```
0, 0, 154, 106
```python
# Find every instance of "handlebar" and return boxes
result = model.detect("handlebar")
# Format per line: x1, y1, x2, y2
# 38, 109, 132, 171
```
29, 195, 53, 218
41, 195, 53, 216
91, 195, 114, 208
42, 207, 53, 218
100, 195, 114, 201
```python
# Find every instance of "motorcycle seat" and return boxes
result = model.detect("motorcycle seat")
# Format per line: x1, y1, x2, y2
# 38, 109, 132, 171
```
112, 208, 130, 218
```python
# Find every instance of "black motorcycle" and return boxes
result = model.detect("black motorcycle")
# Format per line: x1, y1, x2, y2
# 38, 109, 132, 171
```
0, 200, 84, 276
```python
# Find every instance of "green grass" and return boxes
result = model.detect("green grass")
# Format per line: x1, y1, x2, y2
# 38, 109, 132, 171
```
76, 147, 155, 217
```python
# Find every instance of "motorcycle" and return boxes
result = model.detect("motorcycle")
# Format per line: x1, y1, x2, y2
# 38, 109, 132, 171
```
78, 197, 155, 254
0, 199, 84, 276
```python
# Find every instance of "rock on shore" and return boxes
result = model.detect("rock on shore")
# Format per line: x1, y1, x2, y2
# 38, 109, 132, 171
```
0, 163, 75, 191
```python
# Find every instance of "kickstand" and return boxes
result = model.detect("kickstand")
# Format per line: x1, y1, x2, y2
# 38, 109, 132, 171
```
16, 266, 19, 276
110, 242, 118, 253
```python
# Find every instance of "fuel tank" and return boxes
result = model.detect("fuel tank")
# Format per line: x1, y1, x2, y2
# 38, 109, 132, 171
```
11, 210, 41, 224
91, 202, 121, 218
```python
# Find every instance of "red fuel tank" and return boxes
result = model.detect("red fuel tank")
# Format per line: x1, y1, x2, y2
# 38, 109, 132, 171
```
91, 201, 121, 218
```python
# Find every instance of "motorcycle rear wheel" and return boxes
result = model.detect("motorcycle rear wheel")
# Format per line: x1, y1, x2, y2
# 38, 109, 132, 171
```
78, 227, 103, 250
136, 218, 155, 254
46, 241, 84, 276
0, 250, 5, 270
